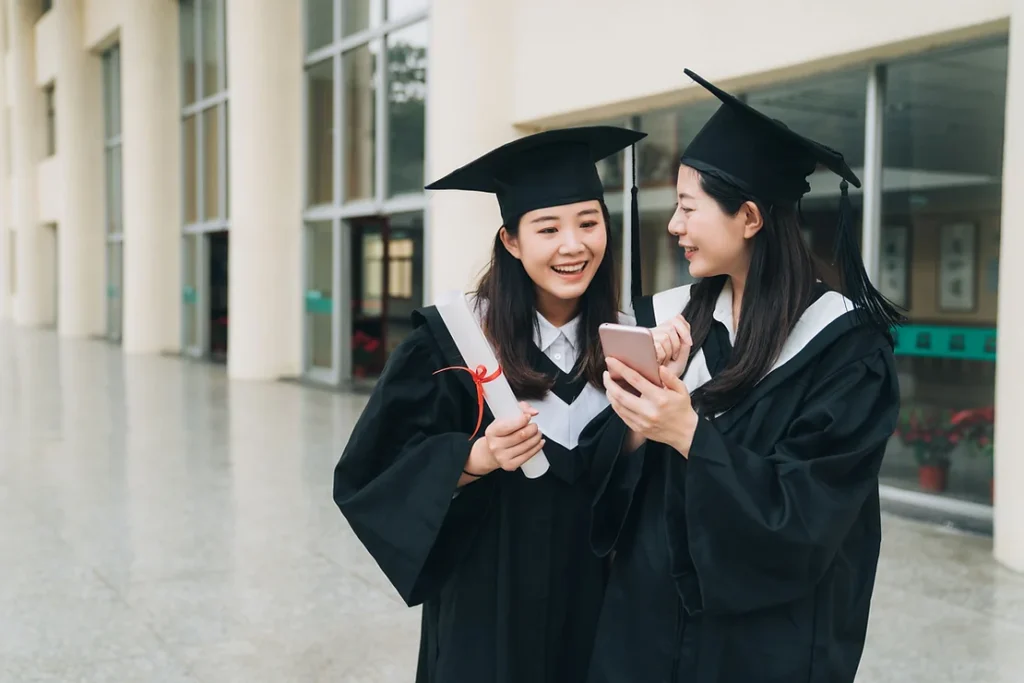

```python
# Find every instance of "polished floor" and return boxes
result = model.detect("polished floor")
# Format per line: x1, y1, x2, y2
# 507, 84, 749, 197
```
1, 324, 1023, 682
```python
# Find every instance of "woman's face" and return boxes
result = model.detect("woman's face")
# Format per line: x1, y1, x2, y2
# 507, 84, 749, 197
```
667, 165, 762, 280
501, 199, 608, 305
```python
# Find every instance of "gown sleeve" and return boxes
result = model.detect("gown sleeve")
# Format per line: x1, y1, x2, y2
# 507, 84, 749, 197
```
580, 407, 648, 558
332, 325, 495, 607
679, 341, 899, 616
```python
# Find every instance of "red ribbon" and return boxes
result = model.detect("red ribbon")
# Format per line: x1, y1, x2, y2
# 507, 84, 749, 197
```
433, 364, 503, 440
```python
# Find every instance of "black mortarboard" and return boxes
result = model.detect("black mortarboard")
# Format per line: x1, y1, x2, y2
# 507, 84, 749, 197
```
426, 126, 648, 303
679, 68, 861, 203
669, 69, 903, 334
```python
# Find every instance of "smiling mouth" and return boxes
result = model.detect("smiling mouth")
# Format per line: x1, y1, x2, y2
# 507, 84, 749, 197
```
682, 246, 698, 254
552, 262, 587, 274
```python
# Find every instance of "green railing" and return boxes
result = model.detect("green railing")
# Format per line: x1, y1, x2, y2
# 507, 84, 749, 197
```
893, 324, 996, 362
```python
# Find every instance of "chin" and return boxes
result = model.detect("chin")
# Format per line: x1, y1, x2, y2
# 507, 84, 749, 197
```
687, 259, 719, 280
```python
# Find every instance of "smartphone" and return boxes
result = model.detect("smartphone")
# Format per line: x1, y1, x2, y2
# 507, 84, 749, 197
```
598, 323, 663, 395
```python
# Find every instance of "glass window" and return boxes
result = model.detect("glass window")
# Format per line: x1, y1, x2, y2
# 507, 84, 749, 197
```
306, 0, 334, 52
879, 39, 1006, 505
306, 221, 334, 370
306, 59, 334, 205
180, 0, 197, 106
343, 0, 380, 37
201, 0, 221, 98
387, 0, 427, 20
103, 47, 121, 138
183, 235, 199, 349
343, 42, 378, 202
386, 22, 427, 196
183, 115, 198, 223
44, 85, 55, 156
203, 107, 221, 219
634, 101, 717, 294
107, 243, 122, 341
105, 148, 121, 234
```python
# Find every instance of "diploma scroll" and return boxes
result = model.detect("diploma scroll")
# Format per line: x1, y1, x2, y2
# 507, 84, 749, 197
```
434, 290, 550, 479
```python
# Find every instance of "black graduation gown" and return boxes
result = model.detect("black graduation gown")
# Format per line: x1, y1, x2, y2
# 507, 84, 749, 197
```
333, 305, 611, 683
583, 284, 900, 683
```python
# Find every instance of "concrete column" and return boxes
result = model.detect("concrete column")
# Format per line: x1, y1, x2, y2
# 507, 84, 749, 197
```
0, 1, 10, 320
425, 0, 516, 301
53, 0, 105, 338
224, 0, 302, 380
120, 0, 181, 354
9, 0, 47, 326
994, 0, 1024, 573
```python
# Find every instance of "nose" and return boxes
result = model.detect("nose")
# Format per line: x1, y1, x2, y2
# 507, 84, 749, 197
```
559, 228, 586, 254
667, 214, 686, 236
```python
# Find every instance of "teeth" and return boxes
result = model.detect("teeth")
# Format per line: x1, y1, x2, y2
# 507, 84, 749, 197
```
553, 263, 585, 274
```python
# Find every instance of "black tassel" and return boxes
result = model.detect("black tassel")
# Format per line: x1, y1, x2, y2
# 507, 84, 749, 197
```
630, 144, 642, 306
833, 180, 905, 339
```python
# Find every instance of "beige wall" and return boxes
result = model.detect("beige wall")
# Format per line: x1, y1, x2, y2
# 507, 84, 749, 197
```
994, 0, 1024, 573
511, 0, 1011, 128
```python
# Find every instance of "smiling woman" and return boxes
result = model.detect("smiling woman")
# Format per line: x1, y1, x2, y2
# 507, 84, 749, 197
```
334, 125, 647, 683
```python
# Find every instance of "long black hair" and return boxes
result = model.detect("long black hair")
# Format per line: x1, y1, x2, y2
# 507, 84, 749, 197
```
473, 201, 620, 400
683, 171, 823, 415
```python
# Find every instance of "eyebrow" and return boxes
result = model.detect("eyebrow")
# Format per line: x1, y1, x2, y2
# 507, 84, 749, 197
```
678, 192, 696, 201
530, 208, 600, 224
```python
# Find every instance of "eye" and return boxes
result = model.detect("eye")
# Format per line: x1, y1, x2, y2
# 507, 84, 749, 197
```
538, 226, 558, 234
580, 221, 598, 229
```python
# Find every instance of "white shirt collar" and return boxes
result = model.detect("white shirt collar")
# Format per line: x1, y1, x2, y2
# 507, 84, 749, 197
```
713, 279, 736, 344
534, 312, 580, 352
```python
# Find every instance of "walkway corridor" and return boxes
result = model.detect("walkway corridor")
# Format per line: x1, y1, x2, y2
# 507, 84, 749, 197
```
1, 324, 1023, 681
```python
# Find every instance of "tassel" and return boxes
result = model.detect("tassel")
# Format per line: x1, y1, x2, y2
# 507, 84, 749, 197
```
833, 180, 905, 338
630, 143, 643, 306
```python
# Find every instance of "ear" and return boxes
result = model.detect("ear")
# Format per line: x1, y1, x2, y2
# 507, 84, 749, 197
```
740, 201, 764, 240
499, 227, 522, 260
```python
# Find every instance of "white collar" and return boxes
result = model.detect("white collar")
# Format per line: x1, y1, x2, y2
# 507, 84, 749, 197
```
713, 279, 736, 343
534, 313, 580, 352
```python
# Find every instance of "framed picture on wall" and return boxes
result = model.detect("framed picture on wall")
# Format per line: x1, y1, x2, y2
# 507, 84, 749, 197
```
878, 225, 909, 308
937, 222, 977, 312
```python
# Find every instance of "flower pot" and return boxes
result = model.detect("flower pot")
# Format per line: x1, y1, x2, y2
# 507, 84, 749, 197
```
918, 463, 949, 493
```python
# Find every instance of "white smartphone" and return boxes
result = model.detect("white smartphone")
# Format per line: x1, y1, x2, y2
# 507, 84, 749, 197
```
598, 323, 663, 395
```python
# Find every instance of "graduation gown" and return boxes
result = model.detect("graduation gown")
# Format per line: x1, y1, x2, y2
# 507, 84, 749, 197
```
333, 303, 618, 683
583, 281, 900, 683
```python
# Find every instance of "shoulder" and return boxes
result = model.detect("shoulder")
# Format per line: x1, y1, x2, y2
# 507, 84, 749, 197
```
652, 284, 693, 325
382, 310, 447, 372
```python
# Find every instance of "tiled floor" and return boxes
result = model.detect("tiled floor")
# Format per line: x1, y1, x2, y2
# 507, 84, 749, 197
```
2, 324, 1023, 682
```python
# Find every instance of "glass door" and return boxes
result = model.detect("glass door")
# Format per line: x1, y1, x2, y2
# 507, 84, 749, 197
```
350, 217, 389, 379
182, 234, 206, 357
348, 212, 424, 379
106, 241, 123, 342
304, 220, 337, 382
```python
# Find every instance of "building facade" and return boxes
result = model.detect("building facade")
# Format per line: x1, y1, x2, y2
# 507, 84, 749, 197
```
0, 0, 1022, 571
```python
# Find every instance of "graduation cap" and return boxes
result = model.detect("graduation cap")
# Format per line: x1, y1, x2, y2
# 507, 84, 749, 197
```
426, 125, 648, 303
672, 68, 903, 332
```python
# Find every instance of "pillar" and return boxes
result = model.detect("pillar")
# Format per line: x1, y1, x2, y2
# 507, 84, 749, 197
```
54, 0, 105, 338
9, 0, 47, 326
120, 0, 181, 353
994, 0, 1024, 573
425, 0, 516, 301
0, 2, 9, 321
224, 0, 302, 380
